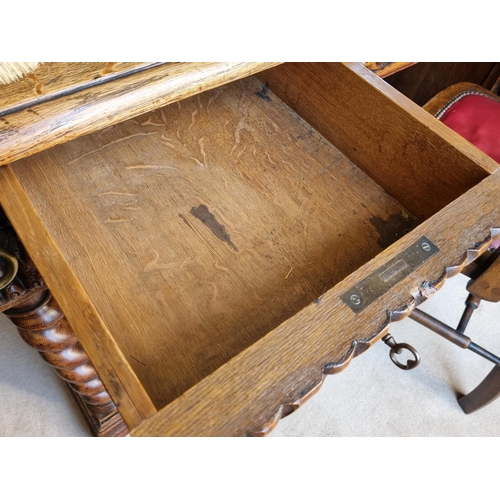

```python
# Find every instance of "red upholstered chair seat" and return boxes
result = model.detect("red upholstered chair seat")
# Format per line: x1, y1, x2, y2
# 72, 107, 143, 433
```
437, 92, 500, 164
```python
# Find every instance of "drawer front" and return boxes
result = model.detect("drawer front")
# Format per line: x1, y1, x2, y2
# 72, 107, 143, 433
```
132, 170, 500, 436
2, 62, 499, 436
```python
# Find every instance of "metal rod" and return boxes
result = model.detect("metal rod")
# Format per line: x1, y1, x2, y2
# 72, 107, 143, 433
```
468, 342, 500, 365
409, 308, 471, 349
409, 308, 500, 365
457, 294, 481, 334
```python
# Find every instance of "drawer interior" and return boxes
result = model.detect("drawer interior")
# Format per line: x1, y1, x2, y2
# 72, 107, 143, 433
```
4, 63, 496, 412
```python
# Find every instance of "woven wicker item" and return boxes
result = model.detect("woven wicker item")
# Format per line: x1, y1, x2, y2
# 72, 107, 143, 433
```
0, 62, 41, 85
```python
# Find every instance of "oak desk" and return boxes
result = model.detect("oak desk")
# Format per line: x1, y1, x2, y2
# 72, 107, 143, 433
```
0, 62, 499, 436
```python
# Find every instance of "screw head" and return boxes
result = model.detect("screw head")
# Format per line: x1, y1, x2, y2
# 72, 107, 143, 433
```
421, 242, 431, 252
350, 294, 362, 305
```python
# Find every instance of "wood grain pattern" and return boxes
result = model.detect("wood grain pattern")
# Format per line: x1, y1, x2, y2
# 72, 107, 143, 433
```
3, 76, 419, 410
363, 62, 416, 78
0, 62, 280, 166
132, 170, 500, 436
0, 167, 156, 429
258, 63, 499, 221
0, 63, 156, 116
4, 62, 498, 436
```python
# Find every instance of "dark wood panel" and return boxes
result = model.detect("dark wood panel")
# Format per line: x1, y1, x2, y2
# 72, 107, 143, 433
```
482, 63, 500, 94
385, 62, 497, 106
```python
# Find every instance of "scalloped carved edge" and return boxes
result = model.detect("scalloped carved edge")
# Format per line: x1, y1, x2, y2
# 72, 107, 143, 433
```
247, 229, 499, 437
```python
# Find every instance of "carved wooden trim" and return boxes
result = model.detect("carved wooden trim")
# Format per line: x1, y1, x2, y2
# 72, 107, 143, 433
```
0, 210, 127, 437
0, 210, 47, 312
247, 229, 499, 436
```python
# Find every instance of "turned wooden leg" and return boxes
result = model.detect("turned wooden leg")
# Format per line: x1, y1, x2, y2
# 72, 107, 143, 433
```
0, 210, 128, 436
4, 290, 128, 436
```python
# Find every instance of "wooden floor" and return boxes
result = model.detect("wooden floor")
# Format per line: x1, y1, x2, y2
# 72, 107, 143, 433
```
9, 76, 420, 409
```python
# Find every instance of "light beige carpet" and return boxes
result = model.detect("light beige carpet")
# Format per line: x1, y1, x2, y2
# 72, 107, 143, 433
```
1, 273, 499, 437
0, 313, 90, 437
272, 273, 500, 436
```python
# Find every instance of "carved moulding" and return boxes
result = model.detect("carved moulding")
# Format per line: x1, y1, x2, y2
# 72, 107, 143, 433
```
247, 229, 499, 437
0, 211, 46, 312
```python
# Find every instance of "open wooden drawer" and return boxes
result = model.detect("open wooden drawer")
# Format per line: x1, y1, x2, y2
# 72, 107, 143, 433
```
1, 63, 499, 436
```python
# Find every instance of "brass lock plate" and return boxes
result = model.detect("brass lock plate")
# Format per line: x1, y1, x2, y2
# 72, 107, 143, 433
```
340, 236, 439, 313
